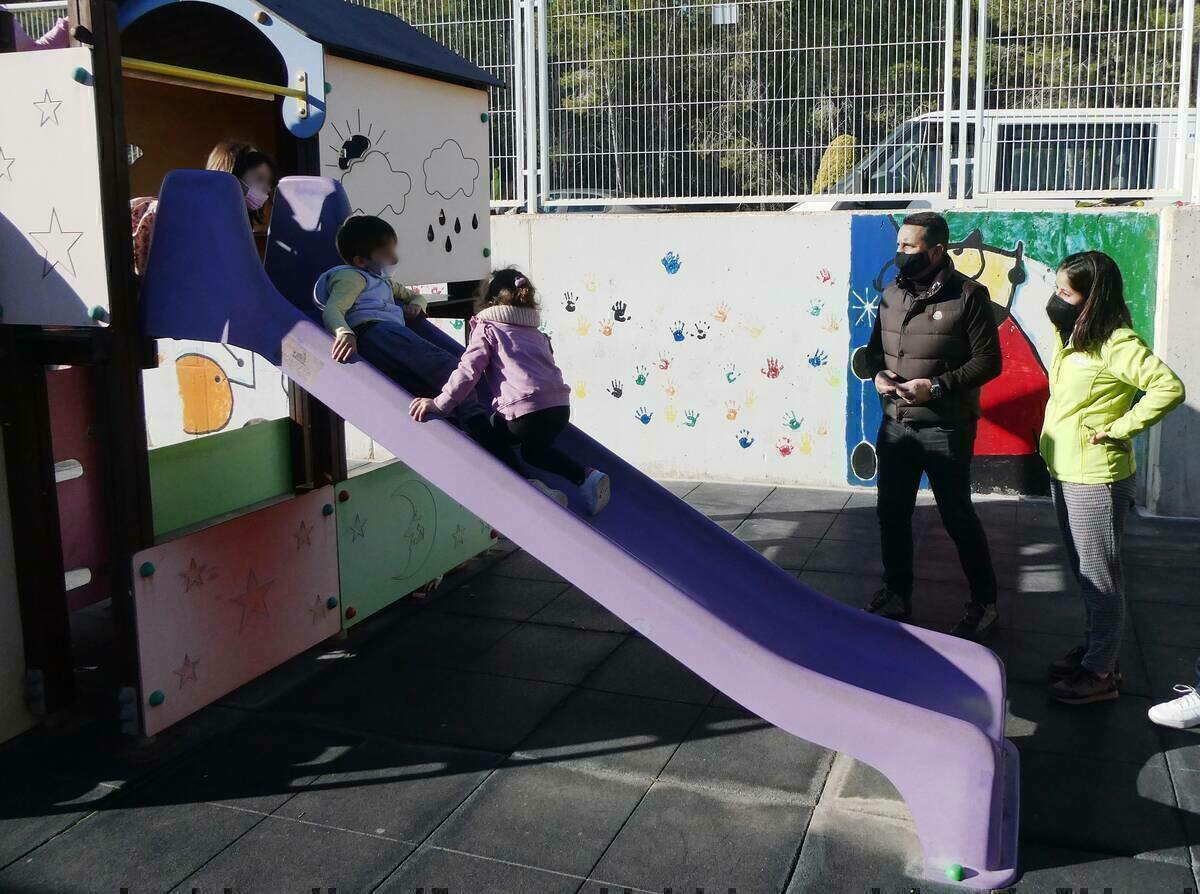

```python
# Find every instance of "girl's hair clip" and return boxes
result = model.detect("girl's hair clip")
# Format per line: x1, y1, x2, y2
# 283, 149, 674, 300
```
514, 276, 528, 288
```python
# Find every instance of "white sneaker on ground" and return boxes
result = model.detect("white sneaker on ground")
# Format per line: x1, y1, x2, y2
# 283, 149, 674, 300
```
580, 469, 611, 516
528, 478, 568, 508
1148, 685, 1200, 729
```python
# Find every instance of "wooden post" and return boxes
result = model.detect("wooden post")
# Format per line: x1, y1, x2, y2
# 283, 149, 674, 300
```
69, 0, 154, 731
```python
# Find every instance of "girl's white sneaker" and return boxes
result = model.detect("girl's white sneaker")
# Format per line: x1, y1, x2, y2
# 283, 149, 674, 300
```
580, 469, 611, 516
1148, 684, 1200, 729
529, 478, 568, 508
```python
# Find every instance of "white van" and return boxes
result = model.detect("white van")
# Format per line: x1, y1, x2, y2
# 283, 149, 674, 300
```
793, 108, 1197, 210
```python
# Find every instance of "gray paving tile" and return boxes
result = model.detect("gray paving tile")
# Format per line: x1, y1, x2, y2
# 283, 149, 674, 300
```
757, 485, 853, 513
1003, 590, 1087, 637
585, 781, 811, 894
467, 624, 625, 686
735, 533, 820, 570
1019, 750, 1187, 863
180, 813, 411, 893
430, 575, 570, 621
660, 707, 834, 802
656, 479, 700, 499
735, 511, 838, 540
823, 510, 887, 542
1005, 682, 1163, 766
276, 663, 573, 753
582, 635, 715, 705
516, 688, 703, 778
1133, 601, 1200, 648
430, 762, 647, 877
529, 586, 634, 633
788, 803, 960, 894
273, 738, 504, 841
1126, 564, 1200, 604
0, 802, 259, 894
684, 481, 774, 514
1008, 843, 1197, 894
0, 771, 118, 868
805, 538, 885, 576
490, 550, 567, 583
1141, 642, 1200, 696
1122, 531, 1200, 569
798, 569, 878, 610
377, 845, 583, 893
363, 610, 520, 669
820, 755, 904, 813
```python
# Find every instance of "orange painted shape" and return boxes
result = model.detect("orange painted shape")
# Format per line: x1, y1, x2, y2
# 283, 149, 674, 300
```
175, 352, 234, 435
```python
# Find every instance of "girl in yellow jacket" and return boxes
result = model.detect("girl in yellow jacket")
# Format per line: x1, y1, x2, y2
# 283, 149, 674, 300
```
1040, 251, 1184, 705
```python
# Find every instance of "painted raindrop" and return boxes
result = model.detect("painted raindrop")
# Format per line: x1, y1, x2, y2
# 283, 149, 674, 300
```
426, 225, 435, 242
444, 235, 452, 252
454, 217, 461, 234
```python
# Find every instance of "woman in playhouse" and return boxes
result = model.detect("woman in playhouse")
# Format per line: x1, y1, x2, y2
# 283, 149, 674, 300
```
408, 268, 612, 517
130, 139, 277, 276
1039, 251, 1184, 706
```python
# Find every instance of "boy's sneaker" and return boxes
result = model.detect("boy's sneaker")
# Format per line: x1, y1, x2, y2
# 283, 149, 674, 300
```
949, 601, 998, 640
1049, 645, 1123, 684
1051, 667, 1120, 705
580, 469, 611, 516
529, 479, 568, 508
1148, 685, 1200, 729
863, 587, 911, 621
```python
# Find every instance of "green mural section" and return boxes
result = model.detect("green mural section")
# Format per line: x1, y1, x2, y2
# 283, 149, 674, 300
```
942, 211, 1160, 342
334, 461, 494, 627
148, 419, 293, 537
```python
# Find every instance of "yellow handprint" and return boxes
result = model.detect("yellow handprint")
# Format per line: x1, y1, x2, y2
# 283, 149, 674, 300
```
822, 316, 841, 334
744, 390, 757, 409
817, 423, 829, 437
576, 319, 592, 337
663, 380, 678, 399
584, 275, 599, 293
742, 323, 764, 339
600, 319, 614, 337
664, 405, 678, 424
798, 432, 814, 455
826, 370, 844, 388
574, 382, 588, 399
713, 302, 731, 323
725, 400, 739, 421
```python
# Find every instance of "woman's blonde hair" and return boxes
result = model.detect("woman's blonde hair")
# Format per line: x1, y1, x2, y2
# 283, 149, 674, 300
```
477, 267, 537, 310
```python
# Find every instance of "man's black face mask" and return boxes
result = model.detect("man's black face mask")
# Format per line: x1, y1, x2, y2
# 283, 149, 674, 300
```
895, 249, 931, 277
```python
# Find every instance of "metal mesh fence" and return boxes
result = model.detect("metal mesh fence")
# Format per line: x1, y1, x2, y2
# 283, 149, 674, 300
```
5, 1, 65, 37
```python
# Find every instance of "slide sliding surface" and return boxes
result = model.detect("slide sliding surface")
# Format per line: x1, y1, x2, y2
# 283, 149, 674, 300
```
140, 171, 1019, 889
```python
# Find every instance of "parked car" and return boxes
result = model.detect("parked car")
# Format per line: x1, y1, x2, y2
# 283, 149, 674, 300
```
792, 107, 1197, 211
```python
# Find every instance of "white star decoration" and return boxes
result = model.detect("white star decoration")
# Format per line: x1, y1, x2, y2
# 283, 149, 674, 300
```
851, 288, 880, 327
33, 90, 62, 127
29, 210, 83, 278
0, 147, 14, 182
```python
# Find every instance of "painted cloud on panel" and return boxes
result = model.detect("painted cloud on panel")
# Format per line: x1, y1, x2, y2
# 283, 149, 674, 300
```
423, 139, 480, 200
342, 149, 412, 217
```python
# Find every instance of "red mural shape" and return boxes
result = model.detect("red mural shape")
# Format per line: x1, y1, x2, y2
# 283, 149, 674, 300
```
976, 315, 1050, 456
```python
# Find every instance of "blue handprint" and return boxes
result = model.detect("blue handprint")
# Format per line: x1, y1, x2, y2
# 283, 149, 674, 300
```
807, 349, 829, 368
634, 406, 653, 425
661, 251, 681, 275
736, 429, 755, 449
670, 321, 686, 342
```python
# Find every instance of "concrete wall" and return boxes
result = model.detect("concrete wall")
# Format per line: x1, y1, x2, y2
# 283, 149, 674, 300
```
1148, 205, 1200, 518
0, 430, 34, 743
492, 209, 1164, 495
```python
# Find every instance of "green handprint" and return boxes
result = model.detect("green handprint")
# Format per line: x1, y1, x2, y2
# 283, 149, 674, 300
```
783, 410, 803, 431
684, 409, 700, 428
634, 364, 648, 386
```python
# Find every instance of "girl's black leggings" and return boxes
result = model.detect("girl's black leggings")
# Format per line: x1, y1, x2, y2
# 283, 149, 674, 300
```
493, 405, 586, 486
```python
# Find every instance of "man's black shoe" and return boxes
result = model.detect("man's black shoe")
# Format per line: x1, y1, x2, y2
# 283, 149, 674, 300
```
864, 587, 911, 621
950, 601, 998, 640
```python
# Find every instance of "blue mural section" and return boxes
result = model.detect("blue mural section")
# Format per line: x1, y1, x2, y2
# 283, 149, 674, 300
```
844, 216, 896, 486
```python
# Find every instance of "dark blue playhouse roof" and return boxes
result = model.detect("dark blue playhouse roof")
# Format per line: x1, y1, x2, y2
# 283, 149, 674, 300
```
260, 0, 501, 90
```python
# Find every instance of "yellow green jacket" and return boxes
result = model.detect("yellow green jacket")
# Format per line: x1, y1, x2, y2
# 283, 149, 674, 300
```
1039, 327, 1184, 484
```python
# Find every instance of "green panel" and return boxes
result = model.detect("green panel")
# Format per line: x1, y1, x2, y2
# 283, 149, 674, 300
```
335, 461, 494, 627
148, 420, 293, 537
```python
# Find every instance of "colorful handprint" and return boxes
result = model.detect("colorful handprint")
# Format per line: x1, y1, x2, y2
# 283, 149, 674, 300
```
816, 267, 834, 285
634, 406, 653, 424
574, 382, 588, 399
663, 379, 678, 399
634, 364, 649, 386
736, 429, 755, 449
742, 322, 764, 339
451, 318, 465, 330
713, 302, 731, 323
684, 409, 700, 428
776, 437, 794, 457
657, 352, 673, 371
664, 405, 678, 424
783, 410, 803, 431
807, 349, 829, 368
725, 400, 739, 421
762, 357, 784, 379
723, 363, 741, 384
577, 319, 592, 337
808, 298, 824, 317
670, 321, 686, 342
798, 432, 814, 454
599, 319, 614, 337
661, 251, 681, 275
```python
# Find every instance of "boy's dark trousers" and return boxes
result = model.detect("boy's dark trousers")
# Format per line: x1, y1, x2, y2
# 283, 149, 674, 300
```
875, 417, 997, 605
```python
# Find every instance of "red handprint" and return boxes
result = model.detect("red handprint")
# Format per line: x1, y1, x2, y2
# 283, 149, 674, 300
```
762, 357, 784, 379
776, 437, 795, 457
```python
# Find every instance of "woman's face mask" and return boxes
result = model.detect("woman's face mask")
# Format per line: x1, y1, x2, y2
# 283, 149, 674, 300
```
242, 180, 270, 212
1046, 293, 1083, 335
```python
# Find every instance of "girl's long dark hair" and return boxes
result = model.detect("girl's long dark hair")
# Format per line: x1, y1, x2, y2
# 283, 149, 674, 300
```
1057, 251, 1133, 353
477, 267, 537, 310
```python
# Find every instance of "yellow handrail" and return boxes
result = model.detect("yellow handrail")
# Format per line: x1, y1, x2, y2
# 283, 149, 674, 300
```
121, 56, 307, 101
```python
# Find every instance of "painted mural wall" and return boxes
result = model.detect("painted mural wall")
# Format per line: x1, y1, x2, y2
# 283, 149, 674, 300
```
491, 210, 1161, 491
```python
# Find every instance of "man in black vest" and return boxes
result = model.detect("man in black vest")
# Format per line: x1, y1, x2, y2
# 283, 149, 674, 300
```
862, 212, 1002, 639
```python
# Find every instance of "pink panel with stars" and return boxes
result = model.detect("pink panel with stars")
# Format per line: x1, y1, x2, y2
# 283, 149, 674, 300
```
130, 486, 340, 735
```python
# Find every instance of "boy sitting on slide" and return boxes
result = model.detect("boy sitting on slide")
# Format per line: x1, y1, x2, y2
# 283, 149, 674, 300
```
314, 215, 511, 462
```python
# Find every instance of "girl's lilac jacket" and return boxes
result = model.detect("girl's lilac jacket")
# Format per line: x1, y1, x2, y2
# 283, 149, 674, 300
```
433, 304, 571, 420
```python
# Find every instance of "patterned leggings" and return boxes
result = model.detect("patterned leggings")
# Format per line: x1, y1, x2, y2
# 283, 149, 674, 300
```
1051, 476, 1137, 675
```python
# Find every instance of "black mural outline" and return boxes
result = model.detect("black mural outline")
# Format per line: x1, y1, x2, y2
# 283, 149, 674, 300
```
0, 146, 14, 182
389, 480, 438, 583
33, 89, 62, 127
328, 112, 411, 216
422, 138, 480, 200
28, 208, 83, 278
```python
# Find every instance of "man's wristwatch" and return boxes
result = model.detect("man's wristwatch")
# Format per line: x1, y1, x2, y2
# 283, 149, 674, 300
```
929, 379, 944, 401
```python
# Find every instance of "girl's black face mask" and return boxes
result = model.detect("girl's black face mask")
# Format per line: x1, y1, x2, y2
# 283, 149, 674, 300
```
1046, 293, 1083, 338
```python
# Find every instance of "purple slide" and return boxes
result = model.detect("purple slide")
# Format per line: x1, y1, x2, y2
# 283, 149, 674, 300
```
140, 171, 1019, 889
